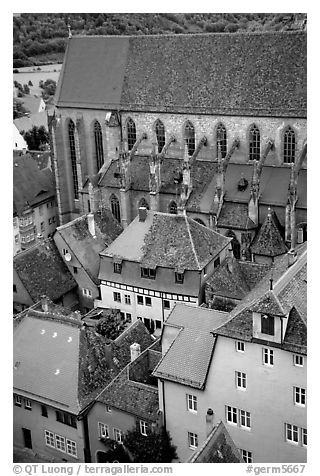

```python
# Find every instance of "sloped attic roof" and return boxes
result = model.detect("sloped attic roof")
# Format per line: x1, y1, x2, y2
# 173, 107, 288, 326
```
250, 209, 288, 257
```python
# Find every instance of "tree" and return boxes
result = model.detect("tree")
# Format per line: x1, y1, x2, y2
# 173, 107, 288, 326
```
13, 99, 28, 119
123, 428, 177, 463
95, 309, 126, 340
23, 84, 30, 94
23, 125, 49, 151
28, 80, 33, 86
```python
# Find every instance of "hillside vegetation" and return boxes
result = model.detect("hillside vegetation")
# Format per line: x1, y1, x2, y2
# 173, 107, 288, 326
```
13, 13, 306, 68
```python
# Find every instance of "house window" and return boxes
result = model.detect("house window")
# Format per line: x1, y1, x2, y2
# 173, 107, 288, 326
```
14, 394, 22, 406
285, 423, 299, 444
68, 120, 79, 199
302, 428, 307, 447
45, 430, 55, 448
114, 263, 122, 274
284, 127, 296, 164
155, 320, 162, 329
137, 295, 144, 305
155, 119, 165, 153
169, 201, 177, 215
261, 315, 275, 336
145, 297, 152, 307
40, 222, 45, 233
113, 292, 121, 303
25, 399, 32, 410
55, 434, 66, 452
126, 313, 132, 322
226, 406, 238, 425
249, 125, 260, 161
236, 371, 246, 390
187, 394, 197, 413
214, 257, 220, 268
124, 294, 131, 305
66, 439, 77, 457
110, 194, 121, 223
241, 450, 253, 463
82, 288, 92, 298
216, 123, 227, 158
240, 410, 251, 429
56, 410, 77, 428
294, 387, 306, 407
185, 121, 195, 156
139, 420, 149, 436
163, 300, 170, 310
188, 432, 198, 449
127, 118, 136, 151
175, 272, 184, 284
94, 120, 104, 171
263, 348, 274, 366
294, 354, 304, 367
236, 341, 245, 352
98, 422, 109, 438
13, 284, 17, 293
141, 267, 156, 279
41, 405, 48, 417
113, 428, 123, 443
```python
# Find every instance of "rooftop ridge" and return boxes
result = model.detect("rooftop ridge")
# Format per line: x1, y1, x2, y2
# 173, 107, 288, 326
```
185, 215, 201, 270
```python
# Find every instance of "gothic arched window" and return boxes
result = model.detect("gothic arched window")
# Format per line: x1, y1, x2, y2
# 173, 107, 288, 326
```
169, 201, 177, 215
155, 120, 165, 153
68, 120, 79, 199
127, 118, 136, 151
110, 194, 121, 223
249, 125, 260, 161
93, 120, 104, 171
283, 127, 296, 164
185, 121, 195, 156
138, 197, 149, 210
216, 123, 227, 159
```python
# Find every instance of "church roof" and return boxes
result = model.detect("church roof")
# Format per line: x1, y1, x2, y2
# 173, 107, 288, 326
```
56, 31, 306, 118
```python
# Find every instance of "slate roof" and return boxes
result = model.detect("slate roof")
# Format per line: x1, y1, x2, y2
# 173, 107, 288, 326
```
13, 154, 55, 214
97, 347, 161, 422
13, 238, 77, 303
153, 304, 230, 389
56, 208, 122, 284
214, 244, 307, 353
188, 421, 243, 463
217, 202, 256, 230
205, 258, 270, 301
14, 303, 155, 414
56, 32, 306, 117
250, 210, 288, 257
101, 211, 231, 272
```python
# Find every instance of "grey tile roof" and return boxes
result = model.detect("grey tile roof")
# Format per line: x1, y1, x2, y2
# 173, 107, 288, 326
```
56, 208, 122, 284
217, 202, 257, 230
250, 210, 288, 257
13, 238, 77, 302
153, 304, 230, 389
56, 32, 306, 117
188, 421, 243, 463
101, 211, 230, 271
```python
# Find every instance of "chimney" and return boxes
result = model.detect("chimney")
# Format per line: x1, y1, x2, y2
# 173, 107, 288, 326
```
130, 342, 141, 362
138, 207, 147, 222
288, 248, 297, 267
87, 212, 96, 238
206, 408, 214, 436
41, 295, 50, 313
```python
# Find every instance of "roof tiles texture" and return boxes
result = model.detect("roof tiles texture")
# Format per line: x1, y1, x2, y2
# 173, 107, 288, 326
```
13, 238, 77, 302
57, 32, 306, 117
250, 210, 287, 257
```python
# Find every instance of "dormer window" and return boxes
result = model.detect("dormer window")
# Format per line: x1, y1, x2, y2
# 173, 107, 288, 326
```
261, 314, 275, 336
175, 272, 184, 284
141, 267, 156, 279
114, 263, 122, 274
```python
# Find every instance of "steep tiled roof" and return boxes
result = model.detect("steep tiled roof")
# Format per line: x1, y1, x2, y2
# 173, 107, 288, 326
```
56, 208, 122, 284
188, 421, 243, 463
153, 304, 230, 389
13, 238, 77, 302
217, 202, 256, 230
205, 258, 270, 301
97, 348, 161, 421
214, 245, 307, 353
250, 210, 287, 257
13, 154, 55, 214
56, 32, 306, 117
102, 211, 230, 272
